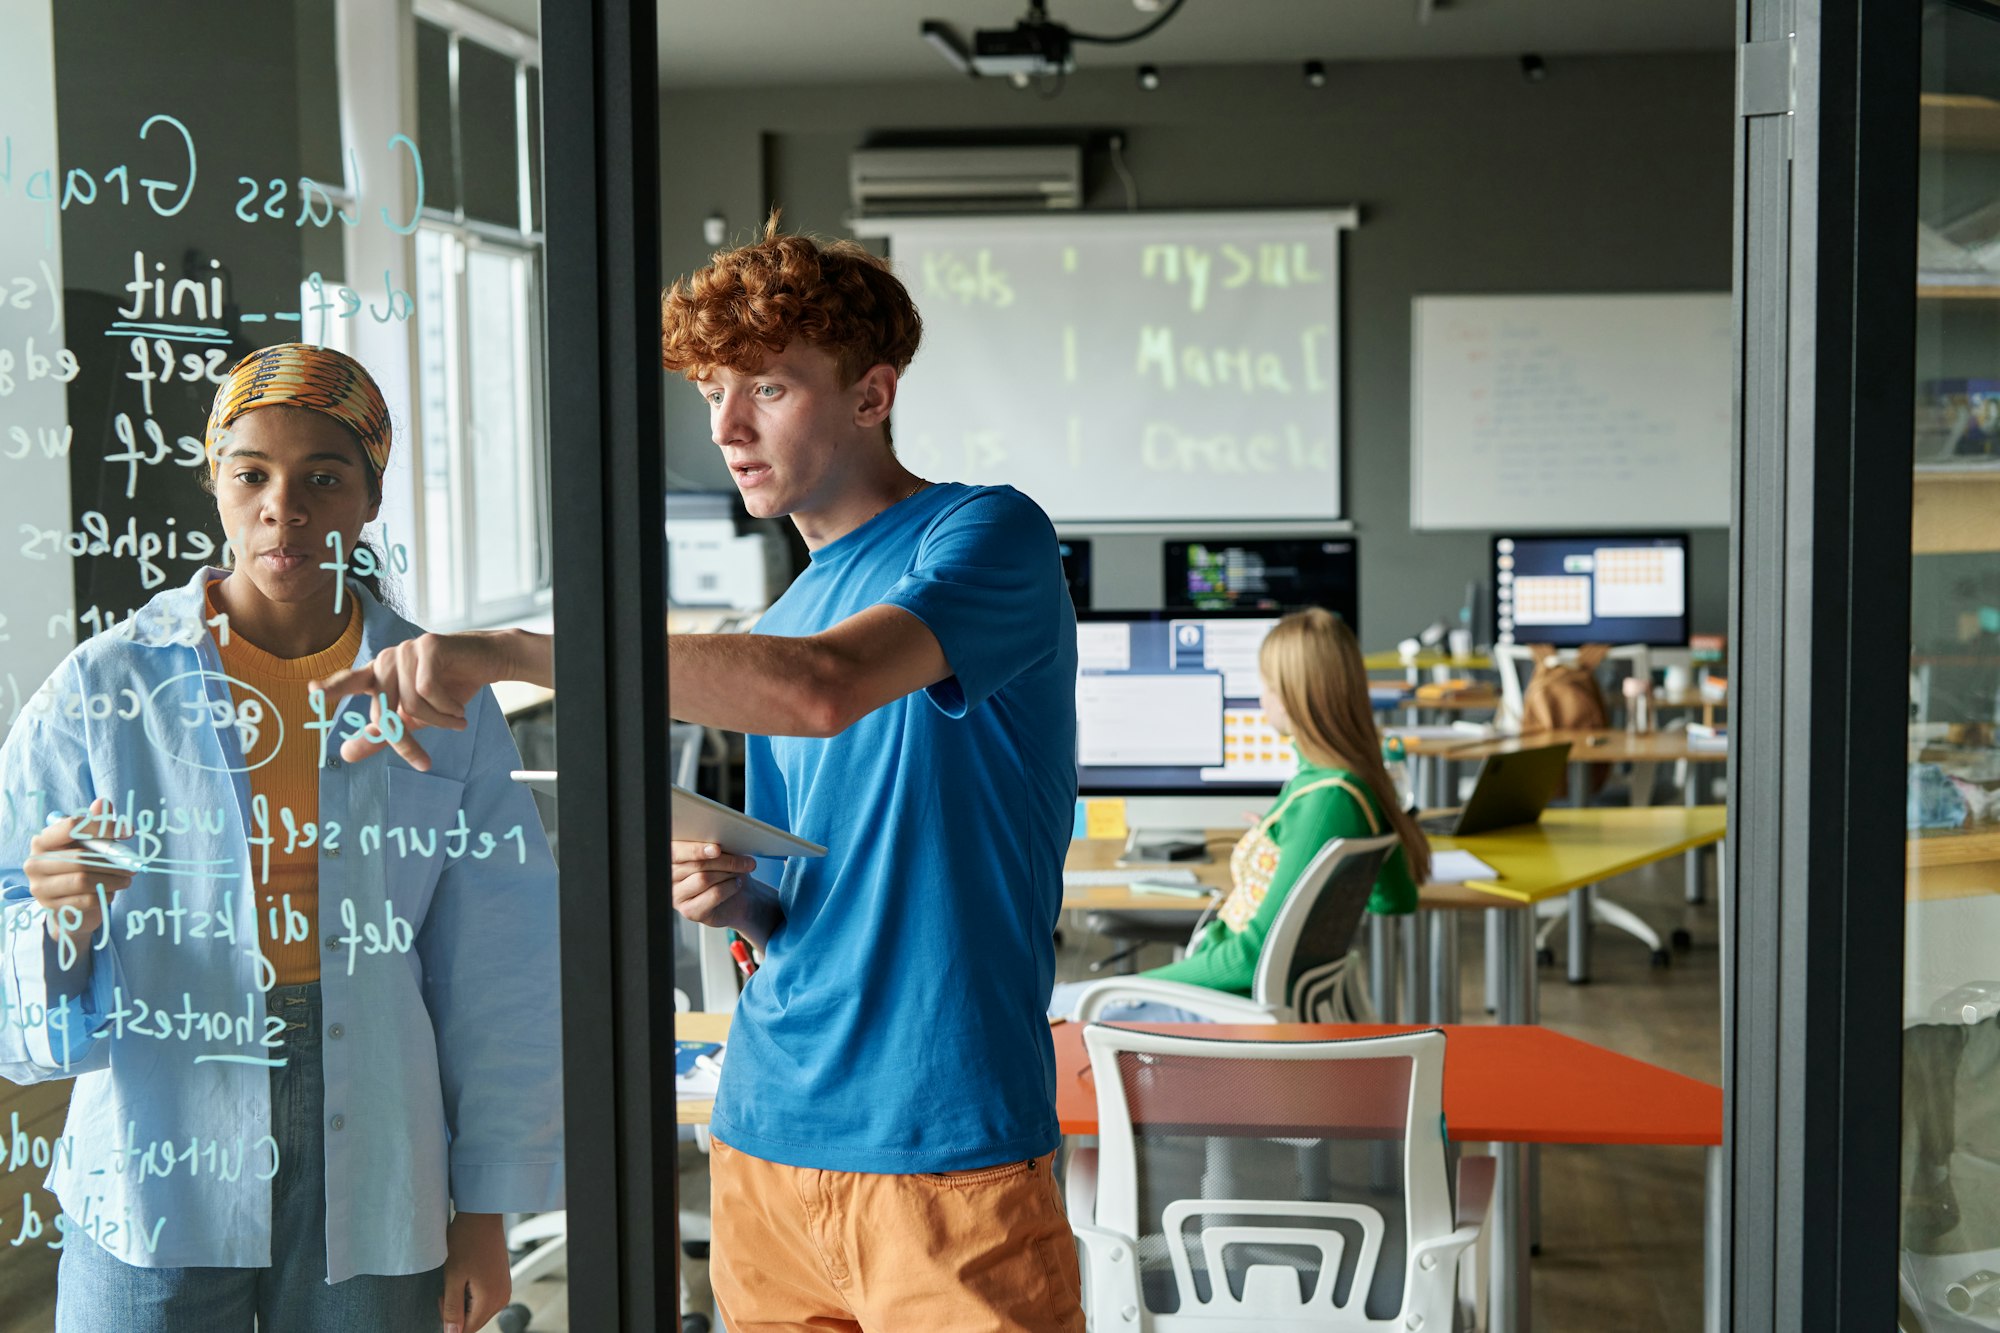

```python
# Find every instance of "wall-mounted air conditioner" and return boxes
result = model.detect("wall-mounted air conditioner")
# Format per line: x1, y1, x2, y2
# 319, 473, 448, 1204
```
849, 145, 1082, 219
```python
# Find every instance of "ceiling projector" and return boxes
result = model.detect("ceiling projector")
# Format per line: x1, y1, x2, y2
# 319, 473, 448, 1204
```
922, 0, 1185, 80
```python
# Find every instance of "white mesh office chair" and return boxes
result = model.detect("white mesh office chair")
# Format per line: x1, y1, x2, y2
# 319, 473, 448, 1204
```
1066, 1025, 1492, 1331
1064, 833, 1399, 1026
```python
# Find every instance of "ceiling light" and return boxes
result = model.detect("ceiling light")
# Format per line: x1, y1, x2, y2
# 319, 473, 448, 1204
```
1304, 60, 1327, 88
1137, 64, 1161, 91
1519, 53, 1548, 83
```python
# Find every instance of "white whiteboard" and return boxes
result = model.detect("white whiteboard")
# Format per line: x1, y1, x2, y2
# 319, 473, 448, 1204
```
1411, 293, 1731, 530
878, 210, 1353, 522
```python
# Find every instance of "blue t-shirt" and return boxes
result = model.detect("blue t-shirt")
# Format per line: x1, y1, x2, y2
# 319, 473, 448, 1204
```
707, 483, 1079, 1174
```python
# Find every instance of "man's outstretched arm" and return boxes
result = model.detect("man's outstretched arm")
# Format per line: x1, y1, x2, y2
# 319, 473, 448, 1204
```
312, 629, 554, 768
671, 603, 951, 738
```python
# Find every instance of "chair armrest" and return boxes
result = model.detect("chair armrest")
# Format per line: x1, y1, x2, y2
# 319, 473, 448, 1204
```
1456, 1152, 1496, 1230
1064, 1146, 1098, 1222
1071, 1223, 1143, 1320
1071, 977, 1280, 1024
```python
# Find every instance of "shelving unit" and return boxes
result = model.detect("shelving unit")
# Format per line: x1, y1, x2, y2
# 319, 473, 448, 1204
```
1909, 93, 2000, 901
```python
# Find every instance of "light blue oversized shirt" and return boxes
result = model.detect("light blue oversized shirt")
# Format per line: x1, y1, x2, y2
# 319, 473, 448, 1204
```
710, 483, 1078, 1174
0, 568, 562, 1280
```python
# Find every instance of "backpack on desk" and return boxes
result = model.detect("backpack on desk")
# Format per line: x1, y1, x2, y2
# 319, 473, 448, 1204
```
1519, 643, 1611, 796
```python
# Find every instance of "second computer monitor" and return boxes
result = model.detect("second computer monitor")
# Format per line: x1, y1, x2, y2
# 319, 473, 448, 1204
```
1162, 536, 1359, 634
1057, 537, 1091, 609
1075, 610, 1295, 797
1493, 532, 1691, 648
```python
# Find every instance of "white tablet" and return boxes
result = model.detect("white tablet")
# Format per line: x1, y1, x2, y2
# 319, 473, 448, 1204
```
671, 785, 826, 859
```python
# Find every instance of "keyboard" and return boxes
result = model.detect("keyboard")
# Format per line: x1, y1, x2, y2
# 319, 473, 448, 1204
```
1061, 868, 1202, 888
1418, 811, 1464, 836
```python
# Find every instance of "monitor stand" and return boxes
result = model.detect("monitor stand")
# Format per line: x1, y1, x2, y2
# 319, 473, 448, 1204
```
1117, 827, 1212, 866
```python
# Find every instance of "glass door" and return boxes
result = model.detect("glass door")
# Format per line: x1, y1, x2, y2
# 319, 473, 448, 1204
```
1902, 5, 2000, 1328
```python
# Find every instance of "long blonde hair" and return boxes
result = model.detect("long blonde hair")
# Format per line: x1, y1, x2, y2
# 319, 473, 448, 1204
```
1259, 608, 1431, 885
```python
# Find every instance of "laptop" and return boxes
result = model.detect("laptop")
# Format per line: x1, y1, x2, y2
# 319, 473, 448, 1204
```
1417, 742, 1572, 837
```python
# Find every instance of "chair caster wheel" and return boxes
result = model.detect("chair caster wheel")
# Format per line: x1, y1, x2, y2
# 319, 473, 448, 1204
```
682, 1316, 713, 1333
1672, 927, 1693, 951
683, 1239, 710, 1261
496, 1305, 532, 1333
1535, 947, 1556, 968
1650, 949, 1671, 968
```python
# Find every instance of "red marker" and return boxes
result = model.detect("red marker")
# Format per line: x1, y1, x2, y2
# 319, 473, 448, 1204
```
727, 929, 758, 979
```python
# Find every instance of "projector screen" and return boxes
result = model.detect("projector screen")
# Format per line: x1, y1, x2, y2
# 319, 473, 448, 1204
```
877, 210, 1354, 523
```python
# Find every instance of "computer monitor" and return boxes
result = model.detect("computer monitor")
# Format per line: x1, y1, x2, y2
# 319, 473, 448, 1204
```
1075, 610, 1295, 799
1058, 538, 1091, 609
1492, 533, 1691, 648
1162, 537, 1359, 635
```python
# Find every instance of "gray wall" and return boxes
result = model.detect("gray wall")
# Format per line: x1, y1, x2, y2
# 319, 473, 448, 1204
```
659, 52, 1734, 646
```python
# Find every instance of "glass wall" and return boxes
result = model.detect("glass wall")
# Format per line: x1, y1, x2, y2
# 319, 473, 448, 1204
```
1903, 3, 2000, 1327
0, 2, 564, 1328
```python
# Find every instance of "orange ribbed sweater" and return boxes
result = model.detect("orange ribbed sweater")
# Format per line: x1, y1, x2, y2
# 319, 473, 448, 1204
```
208, 585, 362, 986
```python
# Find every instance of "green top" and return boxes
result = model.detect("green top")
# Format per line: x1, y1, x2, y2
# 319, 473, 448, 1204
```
1141, 758, 1416, 997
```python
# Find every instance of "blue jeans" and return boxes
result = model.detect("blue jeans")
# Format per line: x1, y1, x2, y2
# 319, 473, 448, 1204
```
55, 983, 443, 1333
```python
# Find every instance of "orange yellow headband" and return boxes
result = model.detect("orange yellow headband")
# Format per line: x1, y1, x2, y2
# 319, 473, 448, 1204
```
204, 343, 392, 477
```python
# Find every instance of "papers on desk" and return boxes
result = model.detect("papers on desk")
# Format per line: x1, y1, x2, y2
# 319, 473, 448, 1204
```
1063, 868, 1200, 888
676, 1040, 725, 1100
1382, 724, 1495, 742
1687, 723, 1729, 751
1428, 850, 1501, 884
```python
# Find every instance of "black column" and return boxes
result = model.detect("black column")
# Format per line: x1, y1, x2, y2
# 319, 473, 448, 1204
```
542, 0, 671, 1328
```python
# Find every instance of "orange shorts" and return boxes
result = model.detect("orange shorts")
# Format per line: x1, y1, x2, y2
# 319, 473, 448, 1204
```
708, 1136, 1084, 1332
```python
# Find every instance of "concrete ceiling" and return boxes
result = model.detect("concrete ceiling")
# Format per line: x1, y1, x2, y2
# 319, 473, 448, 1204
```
655, 0, 1735, 88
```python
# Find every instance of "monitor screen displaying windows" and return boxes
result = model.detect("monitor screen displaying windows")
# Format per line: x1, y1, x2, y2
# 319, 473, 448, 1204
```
1163, 537, 1358, 634
1058, 538, 1091, 609
1492, 533, 1691, 648
1075, 610, 1297, 796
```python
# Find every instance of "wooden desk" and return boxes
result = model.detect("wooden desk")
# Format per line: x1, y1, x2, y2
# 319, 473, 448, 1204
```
1445, 727, 1729, 768
1909, 825, 2000, 901
675, 1013, 1724, 1333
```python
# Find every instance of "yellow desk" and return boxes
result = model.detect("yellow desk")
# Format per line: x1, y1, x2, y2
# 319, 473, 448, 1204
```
676, 1010, 730, 1127
1364, 648, 1494, 683
1064, 807, 1725, 1026
1434, 806, 1726, 905
1063, 807, 1723, 910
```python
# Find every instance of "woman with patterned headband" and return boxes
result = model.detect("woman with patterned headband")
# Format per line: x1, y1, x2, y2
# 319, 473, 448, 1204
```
0, 343, 562, 1333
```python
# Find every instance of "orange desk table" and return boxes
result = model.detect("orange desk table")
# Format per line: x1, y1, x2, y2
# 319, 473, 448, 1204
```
676, 1012, 1722, 1333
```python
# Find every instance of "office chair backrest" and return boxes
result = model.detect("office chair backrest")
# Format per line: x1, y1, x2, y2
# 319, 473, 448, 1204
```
1081, 1023, 1453, 1327
1251, 833, 1398, 1023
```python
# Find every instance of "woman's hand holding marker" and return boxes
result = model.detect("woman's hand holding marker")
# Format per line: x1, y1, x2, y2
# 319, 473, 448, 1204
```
25, 797, 136, 955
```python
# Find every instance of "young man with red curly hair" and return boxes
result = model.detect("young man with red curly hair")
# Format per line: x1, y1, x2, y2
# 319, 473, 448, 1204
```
660, 221, 1083, 1330
320, 218, 1084, 1328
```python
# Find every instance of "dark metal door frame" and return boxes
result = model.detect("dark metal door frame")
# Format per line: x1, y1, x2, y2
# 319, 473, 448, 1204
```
542, 1, 674, 1327
1726, 0, 1918, 1327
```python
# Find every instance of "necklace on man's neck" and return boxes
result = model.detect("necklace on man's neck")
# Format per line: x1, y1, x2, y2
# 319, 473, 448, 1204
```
883, 474, 927, 517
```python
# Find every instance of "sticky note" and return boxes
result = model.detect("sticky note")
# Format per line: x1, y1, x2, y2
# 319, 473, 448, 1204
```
1084, 798, 1128, 840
